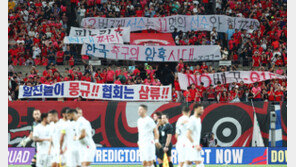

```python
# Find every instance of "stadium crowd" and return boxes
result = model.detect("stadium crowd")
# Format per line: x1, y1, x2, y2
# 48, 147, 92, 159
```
8, 0, 287, 102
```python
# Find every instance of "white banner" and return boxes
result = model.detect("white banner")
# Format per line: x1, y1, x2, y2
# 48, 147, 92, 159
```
64, 31, 123, 44
18, 81, 172, 101
178, 71, 287, 90
69, 27, 130, 42
81, 43, 221, 62
81, 15, 260, 33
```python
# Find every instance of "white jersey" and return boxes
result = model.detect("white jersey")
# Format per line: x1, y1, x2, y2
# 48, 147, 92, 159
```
33, 123, 51, 154
64, 120, 79, 150
187, 115, 202, 146
176, 115, 190, 141
76, 116, 95, 148
137, 116, 156, 145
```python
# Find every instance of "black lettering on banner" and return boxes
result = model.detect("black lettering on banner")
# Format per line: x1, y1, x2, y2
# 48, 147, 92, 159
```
213, 73, 222, 84
204, 55, 209, 60
221, 72, 227, 84
98, 19, 108, 29
89, 30, 96, 36
242, 20, 248, 29
75, 30, 82, 36
146, 19, 154, 29
229, 72, 242, 83
110, 20, 115, 28
8, 107, 20, 130
168, 17, 176, 31
209, 16, 216, 28
227, 18, 234, 28
177, 16, 186, 29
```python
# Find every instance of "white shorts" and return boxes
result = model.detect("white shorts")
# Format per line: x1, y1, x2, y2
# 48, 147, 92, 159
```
176, 141, 186, 163
139, 141, 156, 162
80, 145, 96, 163
36, 153, 51, 167
50, 149, 60, 164
185, 144, 202, 162
66, 149, 80, 167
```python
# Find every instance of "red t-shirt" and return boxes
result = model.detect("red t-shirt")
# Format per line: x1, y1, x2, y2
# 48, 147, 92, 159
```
275, 90, 283, 101
174, 80, 181, 91
189, 89, 197, 101
133, 68, 140, 76
268, 91, 275, 101
207, 88, 215, 100
253, 56, 260, 67
106, 70, 115, 82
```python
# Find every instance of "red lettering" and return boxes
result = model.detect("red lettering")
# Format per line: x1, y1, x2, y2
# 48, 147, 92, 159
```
269, 73, 276, 79
168, 50, 175, 61
199, 74, 212, 88
250, 72, 260, 83
261, 72, 266, 80
186, 74, 198, 88
182, 49, 187, 60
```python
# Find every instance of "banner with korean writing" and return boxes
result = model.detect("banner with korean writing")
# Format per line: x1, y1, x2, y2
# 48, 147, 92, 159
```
178, 71, 287, 90
81, 15, 260, 33
18, 81, 172, 101
81, 43, 221, 62
69, 27, 130, 42
64, 31, 123, 44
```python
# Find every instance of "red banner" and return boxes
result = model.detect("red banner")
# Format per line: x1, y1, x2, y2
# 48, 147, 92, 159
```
130, 33, 176, 46
8, 101, 273, 147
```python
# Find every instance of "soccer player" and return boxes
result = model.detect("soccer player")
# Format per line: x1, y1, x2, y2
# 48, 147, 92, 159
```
185, 103, 205, 167
48, 110, 60, 167
137, 104, 161, 167
156, 114, 174, 167
59, 107, 70, 166
61, 108, 81, 167
33, 113, 52, 167
75, 107, 96, 167
175, 106, 191, 167
20, 109, 41, 167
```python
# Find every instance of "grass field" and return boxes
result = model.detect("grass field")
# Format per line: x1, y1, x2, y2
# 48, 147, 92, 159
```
9, 165, 287, 167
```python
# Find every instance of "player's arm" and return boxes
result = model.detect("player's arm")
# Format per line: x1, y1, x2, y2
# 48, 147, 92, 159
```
153, 127, 161, 149
78, 129, 86, 140
33, 136, 51, 142
60, 129, 66, 154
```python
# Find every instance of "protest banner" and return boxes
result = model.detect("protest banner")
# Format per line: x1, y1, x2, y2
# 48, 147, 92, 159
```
81, 43, 221, 62
69, 26, 130, 42
64, 31, 123, 44
18, 81, 172, 101
178, 71, 287, 90
81, 15, 260, 33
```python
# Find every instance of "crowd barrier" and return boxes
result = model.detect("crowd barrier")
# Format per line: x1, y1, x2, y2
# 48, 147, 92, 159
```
8, 147, 287, 165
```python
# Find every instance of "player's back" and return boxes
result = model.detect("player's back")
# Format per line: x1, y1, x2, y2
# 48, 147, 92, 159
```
33, 123, 51, 154
65, 120, 79, 150
188, 115, 202, 145
76, 116, 95, 148
137, 116, 156, 144
176, 115, 190, 141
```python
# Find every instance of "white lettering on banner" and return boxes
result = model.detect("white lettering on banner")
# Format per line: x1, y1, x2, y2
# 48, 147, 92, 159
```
64, 32, 123, 44
69, 27, 130, 42
81, 43, 221, 62
178, 71, 287, 90
18, 81, 172, 101
204, 149, 212, 164
8, 151, 30, 163
216, 149, 244, 164
81, 15, 260, 33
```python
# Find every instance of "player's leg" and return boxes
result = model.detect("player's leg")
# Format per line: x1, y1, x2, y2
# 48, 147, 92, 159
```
156, 146, 164, 167
80, 146, 95, 167
194, 161, 204, 167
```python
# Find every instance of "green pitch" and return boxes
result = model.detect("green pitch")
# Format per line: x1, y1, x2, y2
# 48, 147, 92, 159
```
9, 165, 287, 167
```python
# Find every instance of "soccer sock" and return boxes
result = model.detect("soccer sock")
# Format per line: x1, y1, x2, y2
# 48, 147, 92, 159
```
169, 162, 173, 167
153, 162, 157, 167
159, 163, 163, 167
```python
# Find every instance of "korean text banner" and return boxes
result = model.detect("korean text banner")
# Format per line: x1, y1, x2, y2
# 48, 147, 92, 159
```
93, 147, 267, 165
178, 71, 287, 90
81, 43, 221, 62
64, 31, 123, 44
8, 147, 35, 165
81, 15, 260, 33
69, 26, 130, 42
18, 81, 172, 101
